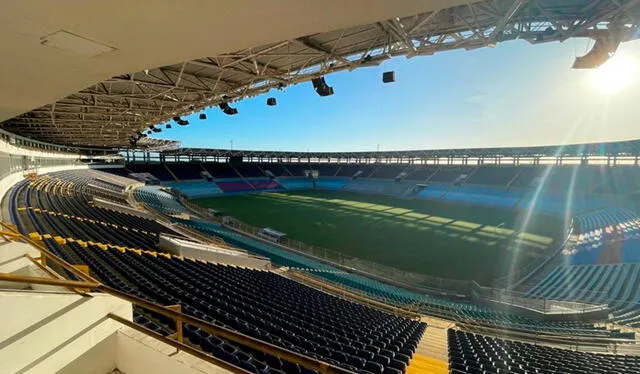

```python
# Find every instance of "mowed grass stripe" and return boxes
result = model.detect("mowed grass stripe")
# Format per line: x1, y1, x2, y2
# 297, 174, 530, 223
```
194, 190, 563, 284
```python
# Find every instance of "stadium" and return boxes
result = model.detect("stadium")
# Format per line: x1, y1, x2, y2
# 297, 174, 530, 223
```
2, 1, 640, 374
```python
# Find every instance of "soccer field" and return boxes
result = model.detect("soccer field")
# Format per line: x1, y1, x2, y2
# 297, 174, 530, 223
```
194, 190, 563, 284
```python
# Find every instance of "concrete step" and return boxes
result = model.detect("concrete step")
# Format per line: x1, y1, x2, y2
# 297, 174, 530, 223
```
407, 317, 451, 373
407, 354, 448, 374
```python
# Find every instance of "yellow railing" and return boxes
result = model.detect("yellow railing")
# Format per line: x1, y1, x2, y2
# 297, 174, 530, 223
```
0, 221, 353, 374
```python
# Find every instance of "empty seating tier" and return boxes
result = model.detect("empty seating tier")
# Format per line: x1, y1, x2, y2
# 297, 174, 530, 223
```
448, 329, 640, 374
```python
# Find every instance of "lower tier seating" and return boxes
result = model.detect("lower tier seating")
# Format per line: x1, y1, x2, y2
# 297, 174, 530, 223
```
526, 263, 640, 327
448, 329, 640, 374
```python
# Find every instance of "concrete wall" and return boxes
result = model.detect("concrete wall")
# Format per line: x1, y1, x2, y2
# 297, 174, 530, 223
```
0, 291, 131, 374
0, 241, 61, 291
159, 235, 270, 269
116, 328, 229, 374
92, 197, 153, 220
56, 332, 117, 374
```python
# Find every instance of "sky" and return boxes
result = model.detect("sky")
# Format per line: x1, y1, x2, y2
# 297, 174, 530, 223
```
153, 38, 640, 152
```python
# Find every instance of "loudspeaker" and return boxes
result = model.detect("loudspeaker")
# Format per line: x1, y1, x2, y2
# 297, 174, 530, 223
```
311, 77, 334, 96
382, 71, 395, 83
219, 103, 239, 115
267, 97, 276, 106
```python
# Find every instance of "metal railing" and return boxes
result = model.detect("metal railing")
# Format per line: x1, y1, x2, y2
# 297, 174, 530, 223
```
286, 268, 638, 354
0, 221, 352, 374
222, 216, 471, 294
492, 219, 574, 289
471, 282, 610, 315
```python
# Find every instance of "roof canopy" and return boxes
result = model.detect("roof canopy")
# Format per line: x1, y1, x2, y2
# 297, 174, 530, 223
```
1, 0, 639, 148
161, 138, 640, 159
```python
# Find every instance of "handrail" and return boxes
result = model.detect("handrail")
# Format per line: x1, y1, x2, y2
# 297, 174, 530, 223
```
0, 220, 353, 374
221, 215, 471, 294
288, 270, 421, 319
0, 273, 100, 289
108, 313, 251, 374
492, 218, 574, 289
287, 271, 633, 348
453, 322, 640, 354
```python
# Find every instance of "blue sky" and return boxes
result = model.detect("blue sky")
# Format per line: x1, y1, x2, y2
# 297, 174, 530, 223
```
155, 38, 640, 152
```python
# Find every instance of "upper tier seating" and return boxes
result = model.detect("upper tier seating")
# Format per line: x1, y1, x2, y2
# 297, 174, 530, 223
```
257, 163, 292, 177
336, 165, 375, 178
428, 168, 473, 183
281, 164, 309, 177
369, 165, 406, 179
233, 164, 266, 178
465, 167, 520, 186
595, 165, 640, 194
448, 329, 640, 374
316, 164, 341, 177
202, 163, 240, 179
403, 166, 437, 181
127, 163, 175, 181
166, 163, 207, 180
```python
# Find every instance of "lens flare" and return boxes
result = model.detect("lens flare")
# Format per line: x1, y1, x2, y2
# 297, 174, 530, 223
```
588, 55, 638, 93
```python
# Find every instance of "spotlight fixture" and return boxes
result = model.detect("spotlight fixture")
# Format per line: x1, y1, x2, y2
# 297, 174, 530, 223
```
219, 102, 238, 115
199, 113, 207, 120
311, 77, 334, 97
267, 97, 277, 106
573, 30, 622, 69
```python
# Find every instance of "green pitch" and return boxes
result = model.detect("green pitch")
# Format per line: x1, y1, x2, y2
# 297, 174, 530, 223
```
194, 190, 563, 284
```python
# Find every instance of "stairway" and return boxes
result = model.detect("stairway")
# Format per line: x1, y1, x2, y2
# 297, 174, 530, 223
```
406, 317, 451, 374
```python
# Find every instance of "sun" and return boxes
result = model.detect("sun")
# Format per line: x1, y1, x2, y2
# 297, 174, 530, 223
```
589, 54, 638, 93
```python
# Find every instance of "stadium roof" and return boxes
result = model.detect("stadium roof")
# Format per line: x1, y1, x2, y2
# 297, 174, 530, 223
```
161, 138, 640, 159
1, 0, 640, 148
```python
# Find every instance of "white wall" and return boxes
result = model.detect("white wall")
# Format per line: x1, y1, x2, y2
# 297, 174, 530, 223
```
56, 333, 117, 374
0, 291, 131, 374
116, 328, 229, 374
0, 139, 79, 159
159, 236, 270, 269
92, 197, 153, 220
